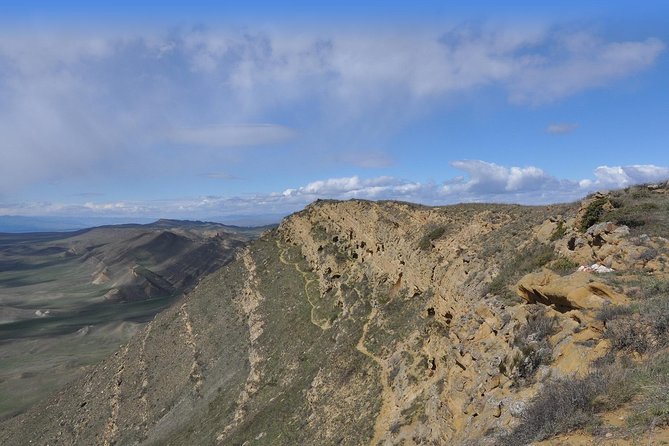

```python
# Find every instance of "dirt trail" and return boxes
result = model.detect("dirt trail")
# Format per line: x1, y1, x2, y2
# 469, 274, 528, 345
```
278, 238, 396, 444
355, 305, 395, 446
276, 240, 330, 330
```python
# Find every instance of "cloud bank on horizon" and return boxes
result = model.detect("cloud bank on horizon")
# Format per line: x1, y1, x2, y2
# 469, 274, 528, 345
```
3, 161, 668, 221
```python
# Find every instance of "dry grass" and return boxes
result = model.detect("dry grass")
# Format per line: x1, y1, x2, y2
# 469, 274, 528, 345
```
499, 358, 640, 445
501, 271, 669, 444
510, 307, 557, 385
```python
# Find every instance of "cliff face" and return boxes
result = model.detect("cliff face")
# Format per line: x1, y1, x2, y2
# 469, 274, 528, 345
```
2, 187, 668, 445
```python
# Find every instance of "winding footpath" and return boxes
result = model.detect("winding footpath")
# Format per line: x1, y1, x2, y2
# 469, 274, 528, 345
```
137, 320, 154, 435
276, 240, 330, 330
278, 239, 396, 445
355, 303, 396, 446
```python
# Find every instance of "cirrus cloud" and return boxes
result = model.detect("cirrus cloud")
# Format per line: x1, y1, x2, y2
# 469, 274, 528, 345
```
546, 123, 578, 134
0, 25, 664, 193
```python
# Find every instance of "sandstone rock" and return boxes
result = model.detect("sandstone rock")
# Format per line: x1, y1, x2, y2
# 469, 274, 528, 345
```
7, 193, 669, 446
586, 221, 616, 237
517, 270, 627, 312
535, 219, 559, 243
612, 225, 630, 236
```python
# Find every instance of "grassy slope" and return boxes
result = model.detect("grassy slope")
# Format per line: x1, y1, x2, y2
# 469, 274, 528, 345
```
170, 237, 381, 445
0, 221, 249, 420
0, 233, 383, 445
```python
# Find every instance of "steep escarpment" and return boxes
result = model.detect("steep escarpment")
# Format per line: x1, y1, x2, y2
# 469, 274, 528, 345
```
2, 185, 669, 445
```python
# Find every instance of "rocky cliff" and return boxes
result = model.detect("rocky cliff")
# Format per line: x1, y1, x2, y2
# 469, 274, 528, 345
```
2, 184, 668, 445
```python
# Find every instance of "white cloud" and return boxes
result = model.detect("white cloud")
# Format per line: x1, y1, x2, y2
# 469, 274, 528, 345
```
546, 123, 578, 134
282, 176, 424, 199
593, 165, 669, 187
445, 160, 557, 194
3, 161, 668, 221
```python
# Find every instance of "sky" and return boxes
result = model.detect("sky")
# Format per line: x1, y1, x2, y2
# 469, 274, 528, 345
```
1, 1, 668, 224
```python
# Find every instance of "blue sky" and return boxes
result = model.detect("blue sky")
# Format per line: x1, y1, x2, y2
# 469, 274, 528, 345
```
1, 1, 668, 223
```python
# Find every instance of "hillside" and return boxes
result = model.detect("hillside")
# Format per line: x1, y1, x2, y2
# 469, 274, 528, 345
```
0, 220, 259, 420
1, 184, 669, 445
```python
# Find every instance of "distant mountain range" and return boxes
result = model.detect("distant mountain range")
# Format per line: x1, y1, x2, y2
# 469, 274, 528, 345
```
0, 214, 284, 233
0, 216, 157, 233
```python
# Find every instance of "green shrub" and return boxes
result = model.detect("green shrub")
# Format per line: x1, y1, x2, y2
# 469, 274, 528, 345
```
549, 221, 567, 241
501, 264, 669, 444
606, 275, 669, 301
579, 197, 609, 232
596, 303, 633, 323
578, 183, 669, 236
502, 352, 669, 444
603, 297, 669, 354
548, 257, 579, 274
627, 355, 669, 430
501, 374, 607, 444
499, 362, 633, 445
600, 184, 669, 236
418, 225, 448, 250
638, 248, 658, 262
606, 316, 650, 353
311, 224, 328, 241
604, 209, 645, 229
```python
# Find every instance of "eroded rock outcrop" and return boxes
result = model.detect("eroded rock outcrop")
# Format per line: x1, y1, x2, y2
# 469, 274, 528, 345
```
517, 270, 627, 312
278, 201, 592, 444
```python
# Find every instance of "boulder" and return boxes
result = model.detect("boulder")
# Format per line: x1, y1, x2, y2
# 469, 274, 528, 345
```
586, 221, 616, 237
517, 270, 627, 312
